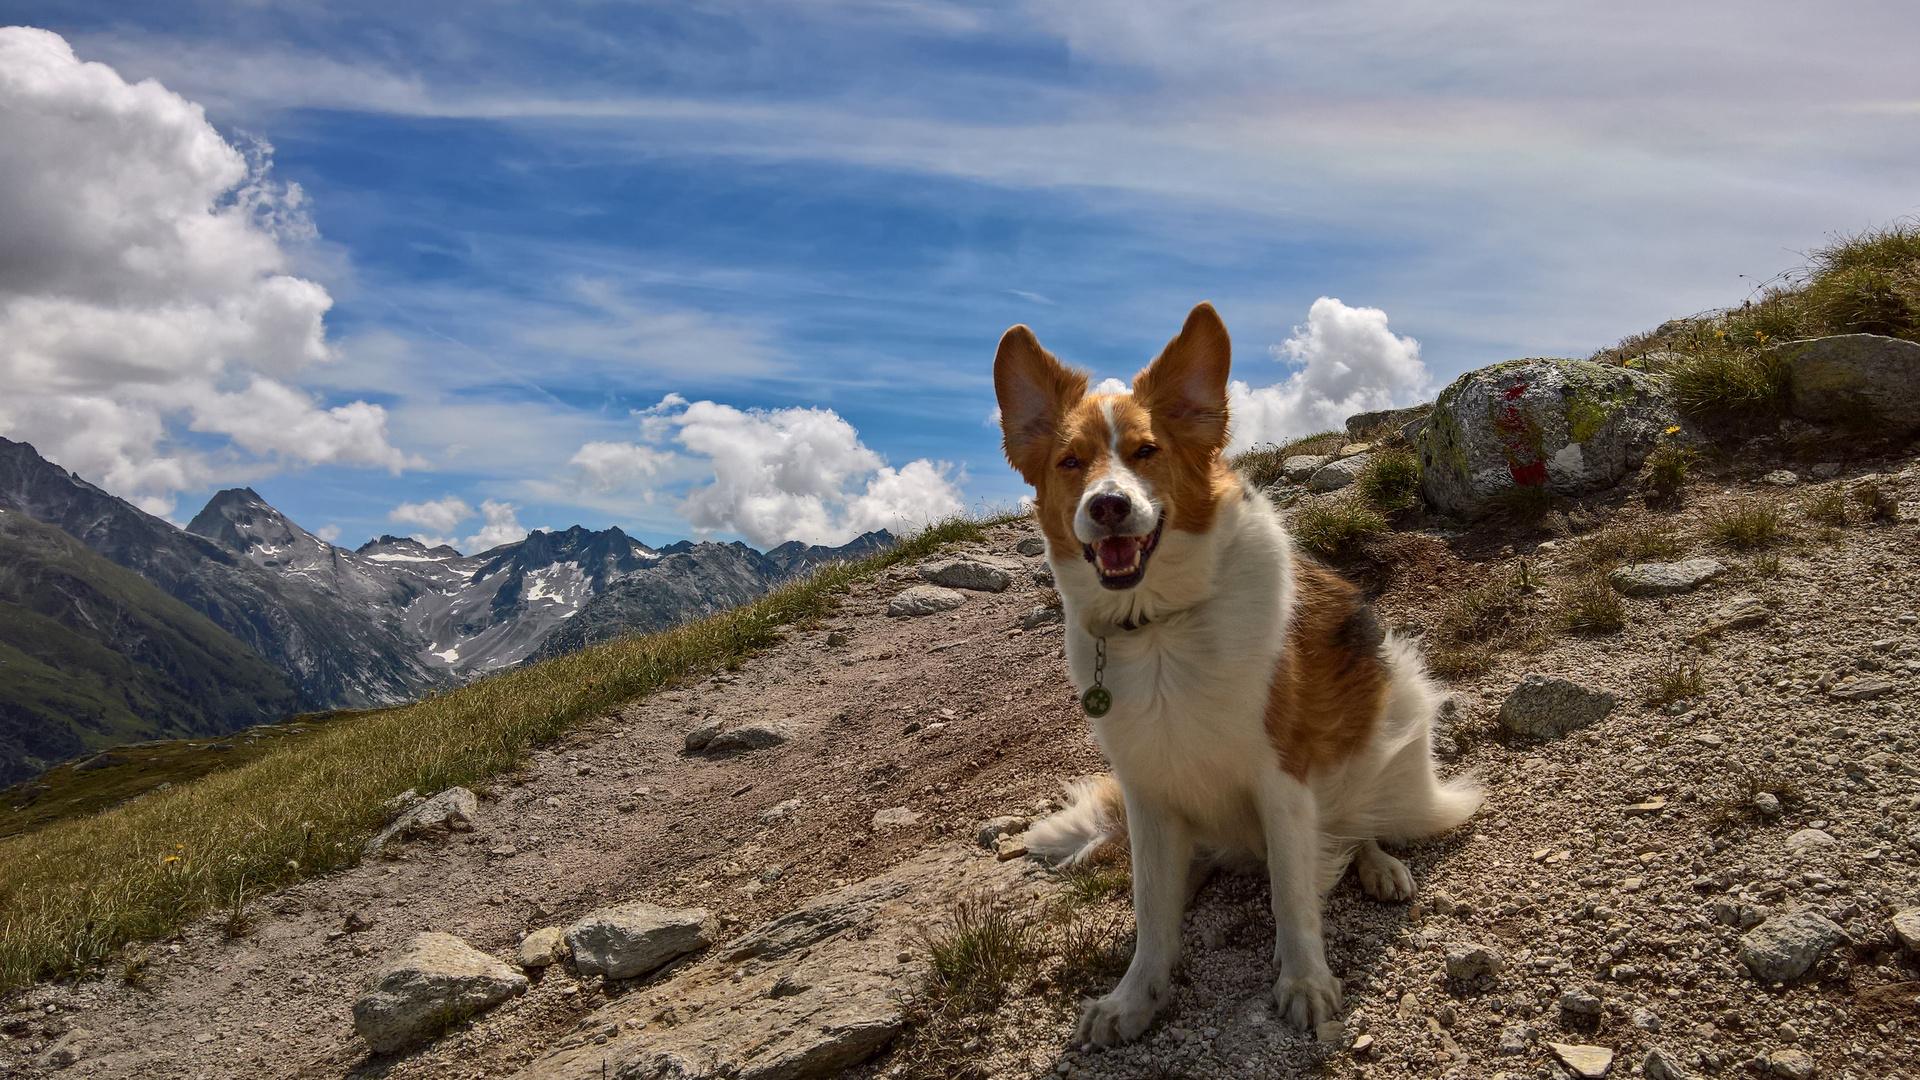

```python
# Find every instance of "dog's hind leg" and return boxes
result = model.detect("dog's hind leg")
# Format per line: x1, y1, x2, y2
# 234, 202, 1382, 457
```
1257, 771, 1342, 1030
1352, 838, 1414, 902
1073, 789, 1191, 1048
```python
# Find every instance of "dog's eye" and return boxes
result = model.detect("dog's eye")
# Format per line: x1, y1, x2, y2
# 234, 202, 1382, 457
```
1057, 455, 1082, 471
1133, 445, 1158, 461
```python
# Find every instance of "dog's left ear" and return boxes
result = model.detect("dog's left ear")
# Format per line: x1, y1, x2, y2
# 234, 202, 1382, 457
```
1134, 301, 1232, 453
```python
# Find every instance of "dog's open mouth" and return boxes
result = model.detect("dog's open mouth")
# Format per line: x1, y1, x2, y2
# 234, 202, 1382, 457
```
1083, 517, 1164, 590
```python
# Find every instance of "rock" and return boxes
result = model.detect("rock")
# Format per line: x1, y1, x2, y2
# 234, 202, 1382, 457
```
1444, 944, 1505, 980
1315, 1019, 1347, 1046
1784, 829, 1837, 856
1608, 559, 1725, 597
1828, 678, 1895, 701
1546, 1041, 1615, 1079
1497, 674, 1617, 739
1032, 564, 1054, 587
1643, 1047, 1690, 1080
364, 787, 479, 856
1498, 1024, 1533, 1055
518, 927, 566, 968
1351, 1033, 1376, 1055
1016, 536, 1047, 557
1631, 1008, 1661, 1033
887, 585, 966, 617
706, 724, 789, 753
1282, 455, 1331, 482
1347, 402, 1432, 440
918, 558, 1013, 593
1706, 596, 1771, 633
1308, 454, 1372, 493
352, 932, 529, 1053
564, 902, 713, 980
1019, 605, 1064, 630
1767, 1047, 1816, 1079
1760, 469, 1801, 486
871, 806, 920, 829
1772, 333, 1920, 431
1738, 909, 1848, 982
1418, 358, 1683, 517
993, 836, 1028, 861
1889, 907, 1920, 952
685, 720, 722, 750
1559, 988, 1604, 1019
976, 816, 1030, 848
825, 631, 850, 647
760, 798, 804, 825
1753, 792, 1784, 819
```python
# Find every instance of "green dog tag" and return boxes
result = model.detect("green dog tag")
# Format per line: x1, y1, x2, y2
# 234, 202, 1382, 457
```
1081, 686, 1112, 717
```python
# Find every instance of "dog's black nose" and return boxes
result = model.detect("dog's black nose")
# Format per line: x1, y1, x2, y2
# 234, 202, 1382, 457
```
1087, 493, 1131, 529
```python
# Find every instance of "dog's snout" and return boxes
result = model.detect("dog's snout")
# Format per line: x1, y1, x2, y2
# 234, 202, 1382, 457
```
1088, 493, 1131, 530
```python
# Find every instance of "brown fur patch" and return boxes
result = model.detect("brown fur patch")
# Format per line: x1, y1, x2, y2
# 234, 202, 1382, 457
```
1266, 559, 1389, 781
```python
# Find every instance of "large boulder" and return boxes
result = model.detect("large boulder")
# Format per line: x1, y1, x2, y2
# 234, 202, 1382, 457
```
1773, 334, 1920, 431
565, 901, 713, 980
1346, 402, 1431, 439
1308, 454, 1372, 493
1418, 359, 1682, 517
352, 932, 528, 1053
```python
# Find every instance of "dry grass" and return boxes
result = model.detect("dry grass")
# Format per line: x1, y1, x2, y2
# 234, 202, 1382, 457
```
1289, 498, 1388, 559
1646, 657, 1706, 708
1562, 519, 1680, 577
1558, 575, 1626, 635
1854, 483, 1900, 523
1485, 483, 1554, 526
1355, 447, 1422, 512
1803, 486, 1851, 526
1706, 498, 1787, 550
1425, 564, 1548, 677
1230, 431, 1345, 489
0, 515, 1006, 994
922, 893, 1037, 1015
1056, 847, 1131, 907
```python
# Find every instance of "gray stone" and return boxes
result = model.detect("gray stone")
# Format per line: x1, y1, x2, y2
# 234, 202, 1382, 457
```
886, 585, 966, 617
1760, 470, 1801, 487
1631, 1007, 1661, 1033
684, 719, 722, 751
518, 927, 566, 969
1418, 358, 1684, 517
1547, 1041, 1615, 1079
918, 557, 1014, 593
1706, 596, 1771, 633
1498, 674, 1617, 739
1643, 1047, 1690, 1080
365, 787, 478, 856
1737, 909, 1848, 982
1282, 454, 1331, 482
706, 723, 789, 753
825, 631, 849, 647
759, 798, 804, 825
1498, 1024, 1533, 1055
1607, 559, 1725, 597
1890, 907, 1920, 952
1784, 829, 1836, 856
1444, 943, 1505, 980
1015, 536, 1047, 557
1828, 678, 1895, 701
871, 806, 920, 829
1559, 988, 1604, 1018
1753, 791, 1783, 819
1767, 1047, 1816, 1079
976, 815, 1030, 848
1773, 333, 1920, 431
352, 932, 528, 1053
1347, 402, 1432, 440
1032, 564, 1055, 588
564, 902, 712, 980
1308, 454, 1372, 493
1019, 605, 1063, 630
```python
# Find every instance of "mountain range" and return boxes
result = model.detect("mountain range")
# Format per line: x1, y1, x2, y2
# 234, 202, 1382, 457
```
0, 437, 889, 786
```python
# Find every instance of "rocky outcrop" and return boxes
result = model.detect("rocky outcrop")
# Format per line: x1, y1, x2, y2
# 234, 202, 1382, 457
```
1417, 359, 1683, 517
365, 787, 478, 856
523, 848, 1047, 1080
352, 933, 528, 1053
1773, 333, 1920, 431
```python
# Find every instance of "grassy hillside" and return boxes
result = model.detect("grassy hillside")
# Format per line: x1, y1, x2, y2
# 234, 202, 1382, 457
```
0, 508, 300, 788
0, 515, 1004, 994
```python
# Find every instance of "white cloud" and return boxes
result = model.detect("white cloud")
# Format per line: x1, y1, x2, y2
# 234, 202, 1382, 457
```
573, 395, 963, 548
315, 524, 342, 543
0, 28, 416, 514
1227, 297, 1430, 453
1091, 377, 1130, 395
390, 495, 474, 533
464, 500, 529, 552
520, 279, 776, 376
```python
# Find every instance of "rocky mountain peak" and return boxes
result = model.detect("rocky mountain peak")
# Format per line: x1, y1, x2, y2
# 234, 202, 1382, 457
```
186, 487, 329, 570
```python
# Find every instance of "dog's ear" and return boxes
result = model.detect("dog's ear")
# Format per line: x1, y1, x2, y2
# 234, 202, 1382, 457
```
1134, 301, 1232, 453
994, 325, 1087, 485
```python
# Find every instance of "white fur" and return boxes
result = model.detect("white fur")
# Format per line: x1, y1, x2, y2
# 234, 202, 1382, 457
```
1036, 465, 1482, 1047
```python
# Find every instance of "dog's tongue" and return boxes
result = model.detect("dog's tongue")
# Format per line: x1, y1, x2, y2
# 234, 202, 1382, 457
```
1095, 536, 1142, 575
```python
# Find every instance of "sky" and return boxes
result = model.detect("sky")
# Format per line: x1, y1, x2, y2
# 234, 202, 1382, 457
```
2, 2, 1917, 552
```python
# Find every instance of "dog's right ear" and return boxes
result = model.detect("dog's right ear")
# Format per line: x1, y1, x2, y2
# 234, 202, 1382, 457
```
994, 325, 1087, 485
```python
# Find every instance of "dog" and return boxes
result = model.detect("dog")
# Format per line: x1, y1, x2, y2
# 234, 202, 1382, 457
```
993, 301, 1482, 1047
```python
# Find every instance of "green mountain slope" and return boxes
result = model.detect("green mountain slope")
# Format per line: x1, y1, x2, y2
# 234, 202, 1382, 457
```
0, 507, 299, 787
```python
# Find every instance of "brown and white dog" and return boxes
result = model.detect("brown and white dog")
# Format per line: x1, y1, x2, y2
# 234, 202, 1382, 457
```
995, 302, 1482, 1046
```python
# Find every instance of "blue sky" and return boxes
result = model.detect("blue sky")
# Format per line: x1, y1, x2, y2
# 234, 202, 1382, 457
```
3, 2, 1918, 550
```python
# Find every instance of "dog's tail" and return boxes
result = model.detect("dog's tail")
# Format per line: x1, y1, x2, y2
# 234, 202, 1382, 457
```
1024, 775, 1127, 866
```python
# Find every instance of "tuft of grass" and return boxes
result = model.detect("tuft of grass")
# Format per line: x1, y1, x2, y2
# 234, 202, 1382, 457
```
1559, 575, 1626, 635
1853, 483, 1900, 523
1056, 848, 1131, 908
1289, 498, 1388, 559
922, 893, 1036, 1014
119, 951, 150, 989
1485, 483, 1554, 525
1645, 441, 1693, 500
1355, 448, 1422, 512
1705, 498, 1785, 550
1425, 564, 1547, 678
221, 876, 254, 940
0, 514, 1010, 995
1051, 906, 1132, 991
1646, 658, 1706, 708
1230, 431, 1346, 489
1802, 486, 1851, 526
1670, 347, 1790, 419
1564, 519, 1681, 577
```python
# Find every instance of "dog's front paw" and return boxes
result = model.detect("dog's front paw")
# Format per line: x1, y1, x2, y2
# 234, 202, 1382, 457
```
1273, 968, 1341, 1030
1073, 987, 1161, 1047
1355, 846, 1414, 903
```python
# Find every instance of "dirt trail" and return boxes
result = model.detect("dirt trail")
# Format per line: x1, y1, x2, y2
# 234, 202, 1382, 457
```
6, 460, 1920, 1080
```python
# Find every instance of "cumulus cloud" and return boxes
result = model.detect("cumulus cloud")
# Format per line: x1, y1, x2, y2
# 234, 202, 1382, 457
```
390, 496, 528, 553
315, 524, 342, 543
1226, 297, 1430, 453
571, 396, 963, 548
0, 28, 416, 514
1091, 377, 1130, 395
